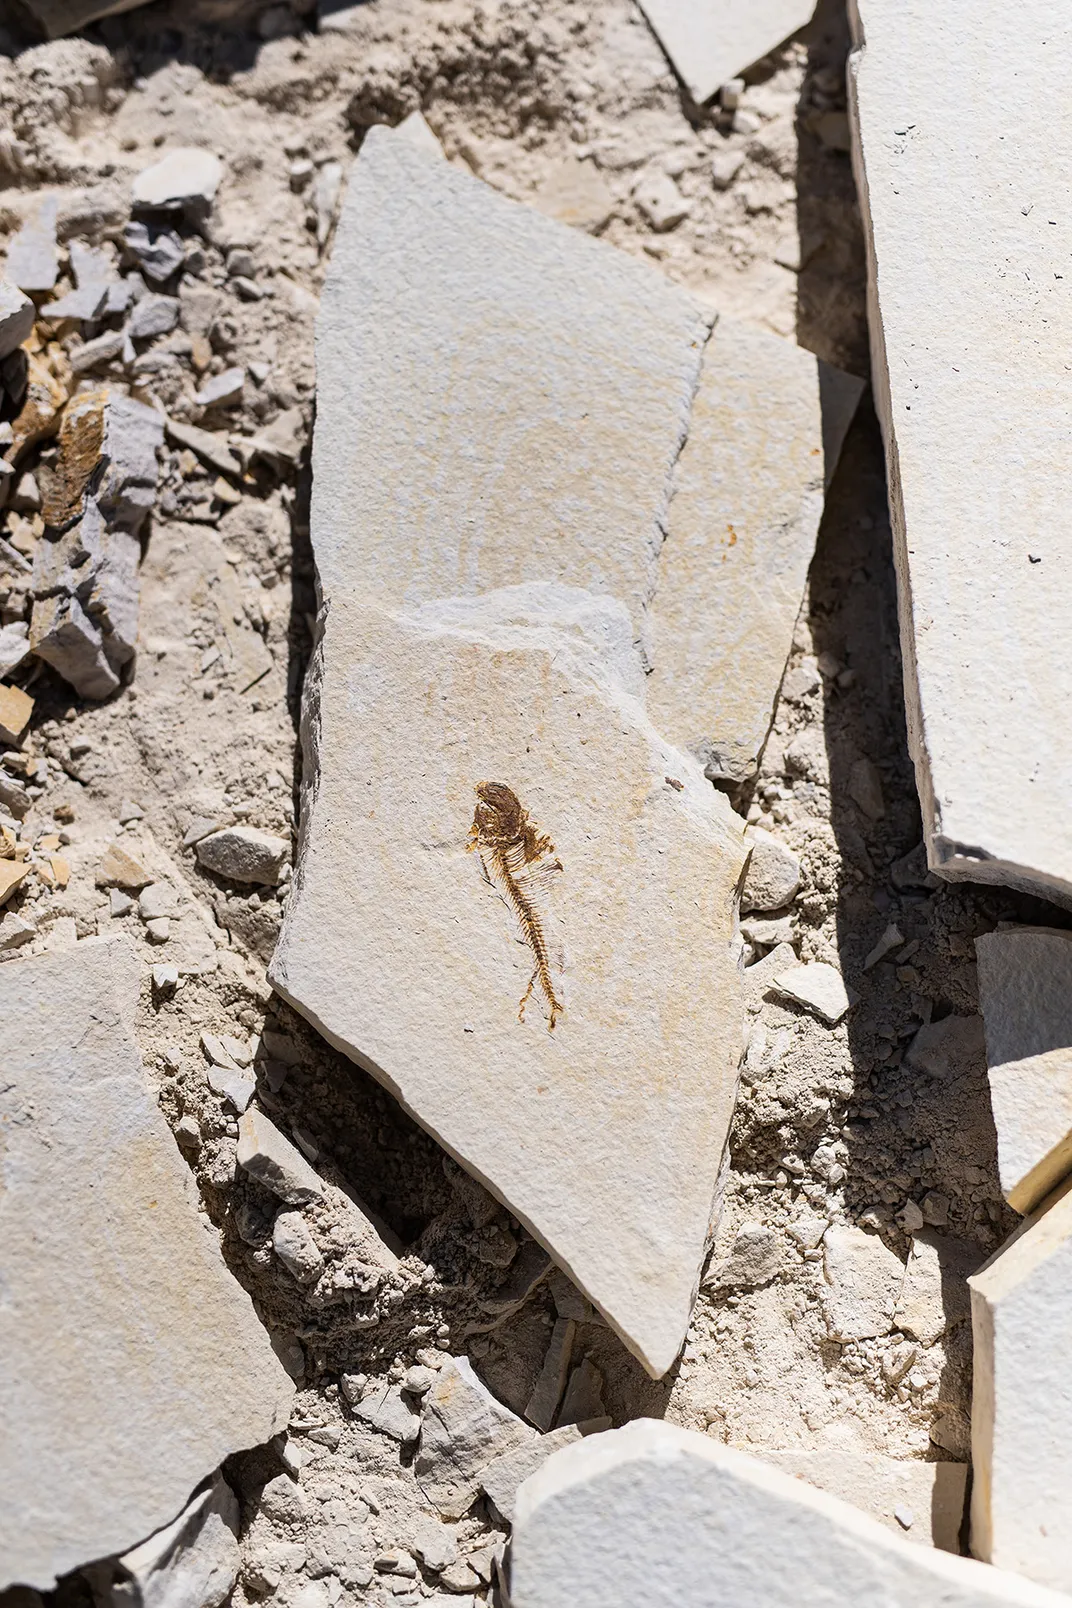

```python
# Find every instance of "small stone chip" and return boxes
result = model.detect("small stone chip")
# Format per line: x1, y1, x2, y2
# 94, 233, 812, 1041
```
0, 683, 33, 745
772, 962, 858, 1025
236, 1108, 324, 1204
0, 860, 30, 906
97, 843, 153, 891
195, 825, 289, 886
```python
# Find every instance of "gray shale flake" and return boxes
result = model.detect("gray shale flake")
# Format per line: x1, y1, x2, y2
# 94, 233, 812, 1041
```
849, 0, 1072, 905
510, 1421, 1064, 1608
30, 387, 163, 700
0, 942, 292, 1591
269, 127, 747, 1379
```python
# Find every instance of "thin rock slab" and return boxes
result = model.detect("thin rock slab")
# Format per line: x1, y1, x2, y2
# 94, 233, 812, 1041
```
849, 0, 1072, 905
510, 1420, 1068, 1608
636, 0, 818, 107
0, 941, 292, 1590
99, 1474, 240, 1608
970, 1177, 1072, 1591
646, 319, 862, 784
975, 928, 1072, 1214
270, 592, 746, 1377
309, 124, 711, 661
759, 1446, 967, 1552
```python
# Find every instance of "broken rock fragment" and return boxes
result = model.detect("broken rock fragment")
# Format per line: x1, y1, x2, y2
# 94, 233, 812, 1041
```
646, 321, 862, 784
101, 1474, 240, 1608
773, 961, 856, 1025
0, 281, 34, 360
822, 1223, 902, 1340
511, 1420, 1066, 1608
236, 1108, 324, 1205
133, 148, 223, 212
416, 1356, 534, 1515
637, 0, 818, 107
271, 126, 747, 1378
30, 388, 163, 700
5, 197, 59, 293
970, 1178, 1072, 1592
849, 0, 1072, 905
759, 1446, 967, 1551
195, 825, 289, 885
0, 942, 292, 1591
975, 928, 1072, 1214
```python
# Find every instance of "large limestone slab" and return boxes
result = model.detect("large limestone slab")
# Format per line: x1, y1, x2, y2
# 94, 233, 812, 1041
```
970, 1177, 1072, 1591
848, 1, 1072, 905
311, 125, 711, 661
0, 941, 292, 1590
637, 1, 818, 107
976, 928, 1072, 1214
646, 320, 862, 784
271, 591, 746, 1377
511, 1419, 1067, 1607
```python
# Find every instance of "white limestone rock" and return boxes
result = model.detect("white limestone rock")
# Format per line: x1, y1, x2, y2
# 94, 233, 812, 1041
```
0, 942, 292, 1591
104, 1474, 240, 1608
306, 125, 711, 650
759, 1446, 968, 1551
0, 280, 34, 360
848, 0, 1072, 906
272, 594, 746, 1376
133, 149, 223, 211
970, 1177, 1072, 1591
195, 826, 289, 886
822, 1223, 903, 1340
236, 1108, 324, 1205
271, 125, 747, 1378
511, 1420, 1065, 1607
740, 828, 801, 912
975, 928, 1072, 1213
5, 196, 58, 292
416, 1356, 534, 1515
481, 1426, 584, 1525
772, 961, 857, 1025
894, 1231, 974, 1346
636, 0, 818, 107
647, 320, 862, 783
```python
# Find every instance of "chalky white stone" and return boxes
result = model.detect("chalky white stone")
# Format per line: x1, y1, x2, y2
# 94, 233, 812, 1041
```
270, 126, 748, 1377
647, 320, 862, 784
975, 928, 1072, 1214
970, 1178, 1072, 1591
849, 0, 1072, 905
0, 941, 292, 1591
636, 0, 818, 107
511, 1420, 1066, 1607
133, 148, 223, 210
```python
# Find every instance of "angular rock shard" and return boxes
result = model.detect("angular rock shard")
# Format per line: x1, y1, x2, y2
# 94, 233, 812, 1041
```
30, 387, 163, 699
970, 1178, 1072, 1591
271, 126, 748, 1378
0, 941, 292, 1591
976, 928, 1072, 1214
646, 319, 861, 785
637, 0, 818, 108
848, 0, 1072, 905
511, 1420, 1068, 1608
101, 1474, 240, 1608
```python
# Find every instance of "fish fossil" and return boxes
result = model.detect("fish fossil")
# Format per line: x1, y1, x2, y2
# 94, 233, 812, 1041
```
468, 780, 564, 1031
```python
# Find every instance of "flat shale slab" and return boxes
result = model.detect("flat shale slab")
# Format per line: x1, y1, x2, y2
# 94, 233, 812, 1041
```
273, 126, 758, 1377
0, 941, 292, 1590
849, 0, 1072, 904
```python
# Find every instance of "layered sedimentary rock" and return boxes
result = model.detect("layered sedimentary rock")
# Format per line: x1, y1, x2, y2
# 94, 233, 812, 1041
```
270, 127, 757, 1377
970, 1180, 1072, 1591
849, 0, 1072, 904
0, 941, 292, 1590
510, 1420, 1069, 1607
976, 928, 1072, 1214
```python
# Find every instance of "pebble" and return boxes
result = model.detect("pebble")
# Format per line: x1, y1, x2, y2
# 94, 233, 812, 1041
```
138, 883, 178, 922
195, 367, 245, 408
195, 824, 289, 885
272, 1208, 324, 1284
742, 829, 801, 912
109, 888, 133, 917
133, 148, 223, 210
772, 961, 858, 1025
124, 221, 185, 284
633, 169, 691, 231
128, 293, 181, 341
69, 329, 125, 374
145, 917, 170, 943
711, 149, 745, 190
236, 1107, 324, 1204
151, 963, 179, 994
412, 1525, 458, 1573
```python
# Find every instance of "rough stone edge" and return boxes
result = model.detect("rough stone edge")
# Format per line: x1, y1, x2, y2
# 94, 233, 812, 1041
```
846, 1, 1072, 911
512, 1420, 1071, 1606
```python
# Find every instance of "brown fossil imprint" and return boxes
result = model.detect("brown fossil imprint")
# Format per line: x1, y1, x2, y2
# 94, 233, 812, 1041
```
468, 781, 565, 1031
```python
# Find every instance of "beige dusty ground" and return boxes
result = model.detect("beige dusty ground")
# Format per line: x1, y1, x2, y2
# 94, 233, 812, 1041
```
1, 0, 1058, 1598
